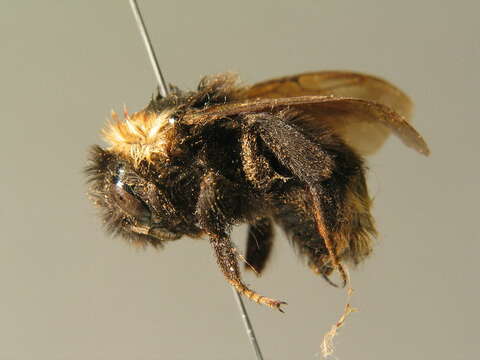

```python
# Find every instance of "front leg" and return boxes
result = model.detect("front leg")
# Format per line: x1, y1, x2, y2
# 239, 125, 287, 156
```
195, 171, 286, 311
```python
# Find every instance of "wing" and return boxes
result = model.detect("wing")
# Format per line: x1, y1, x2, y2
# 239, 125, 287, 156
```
231, 71, 423, 155
183, 96, 430, 156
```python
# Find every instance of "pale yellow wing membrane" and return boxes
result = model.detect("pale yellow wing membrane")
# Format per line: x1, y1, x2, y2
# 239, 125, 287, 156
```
185, 96, 429, 156
234, 71, 421, 155
238, 71, 413, 119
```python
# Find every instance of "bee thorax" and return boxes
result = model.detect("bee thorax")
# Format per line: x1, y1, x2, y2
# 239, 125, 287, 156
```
103, 108, 176, 165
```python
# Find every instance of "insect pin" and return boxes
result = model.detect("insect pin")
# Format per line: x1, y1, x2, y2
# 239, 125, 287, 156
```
86, 1, 429, 358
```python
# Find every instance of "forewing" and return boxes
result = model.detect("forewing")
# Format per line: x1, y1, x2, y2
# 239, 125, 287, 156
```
184, 96, 429, 156
233, 71, 419, 155
237, 71, 413, 119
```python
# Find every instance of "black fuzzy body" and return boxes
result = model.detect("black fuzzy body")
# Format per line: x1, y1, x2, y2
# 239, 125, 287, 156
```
86, 73, 382, 309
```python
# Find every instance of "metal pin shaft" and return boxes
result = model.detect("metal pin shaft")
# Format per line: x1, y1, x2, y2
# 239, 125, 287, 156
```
128, 2, 264, 359
232, 287, 265, 360
129, 0, 169, 97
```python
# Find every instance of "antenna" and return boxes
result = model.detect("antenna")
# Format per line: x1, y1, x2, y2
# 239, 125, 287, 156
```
127, 1, 264, 359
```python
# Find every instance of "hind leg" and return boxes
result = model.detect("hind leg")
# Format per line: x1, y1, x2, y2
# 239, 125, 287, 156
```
272, 199, 337, 282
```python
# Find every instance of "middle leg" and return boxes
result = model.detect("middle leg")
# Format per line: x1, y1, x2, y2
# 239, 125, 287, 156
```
245, 217, 274, 275
195, 171, 286, 311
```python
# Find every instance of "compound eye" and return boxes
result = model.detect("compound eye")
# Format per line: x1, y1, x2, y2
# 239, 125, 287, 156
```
111, 180, 151, 222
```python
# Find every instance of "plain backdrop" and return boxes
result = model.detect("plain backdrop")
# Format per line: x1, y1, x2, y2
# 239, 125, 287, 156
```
1, 1, 478, 359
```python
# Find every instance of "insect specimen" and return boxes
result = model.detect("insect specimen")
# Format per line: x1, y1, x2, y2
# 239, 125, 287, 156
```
86, 70, 429, 311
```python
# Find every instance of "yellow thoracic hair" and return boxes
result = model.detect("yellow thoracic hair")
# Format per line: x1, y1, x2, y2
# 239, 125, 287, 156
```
103, 107, 175, 165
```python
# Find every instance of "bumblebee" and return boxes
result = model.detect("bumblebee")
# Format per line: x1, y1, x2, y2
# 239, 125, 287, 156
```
86, 71, 429, 311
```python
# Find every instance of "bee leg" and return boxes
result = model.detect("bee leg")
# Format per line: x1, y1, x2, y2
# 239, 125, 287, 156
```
210, 234, 286, 312
196, 172, 286, 311
308, 176, 376, 285
252, 114, 348, 286
272, 203, 338, 285
245, 217, 274, 275
309, 185, 349, 287
241, 129, 285, 190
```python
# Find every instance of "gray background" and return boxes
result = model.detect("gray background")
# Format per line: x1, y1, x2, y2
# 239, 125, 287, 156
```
1, 1, 478, 359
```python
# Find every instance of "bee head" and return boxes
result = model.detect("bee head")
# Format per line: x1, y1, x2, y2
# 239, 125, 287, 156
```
86, 146, 201, 247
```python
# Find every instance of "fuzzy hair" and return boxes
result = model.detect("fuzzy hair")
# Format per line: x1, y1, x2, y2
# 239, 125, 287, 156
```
102, 73, 242, 166
103, 108, 176, 166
